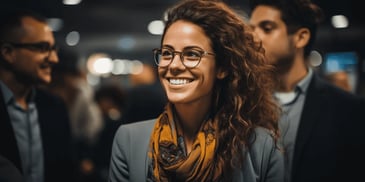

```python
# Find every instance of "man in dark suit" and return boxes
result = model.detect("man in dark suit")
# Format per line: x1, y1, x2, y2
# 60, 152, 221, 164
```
248, 0, 365, 182
0, 9, 77, 182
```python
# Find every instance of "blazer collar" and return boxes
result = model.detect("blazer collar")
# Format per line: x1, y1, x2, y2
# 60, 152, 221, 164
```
291, 74, 328, 176
0, 88, 23, 173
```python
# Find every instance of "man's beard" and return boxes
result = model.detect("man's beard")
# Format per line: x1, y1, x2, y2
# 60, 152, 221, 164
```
271, 51, 296, 74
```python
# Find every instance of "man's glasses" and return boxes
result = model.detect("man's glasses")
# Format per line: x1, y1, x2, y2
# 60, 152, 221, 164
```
153, 47, 215, 68
6, 42, 58, 54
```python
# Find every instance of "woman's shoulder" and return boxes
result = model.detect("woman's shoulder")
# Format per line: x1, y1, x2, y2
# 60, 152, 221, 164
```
114, 119, 156, 143
249, 127, 277, 154
239, 127, 284, 182
251, 127, 276, 144
234, 127, 283, 181
247, 127, 281, 171
110, 119, 156, 181
120, 119, 156, 131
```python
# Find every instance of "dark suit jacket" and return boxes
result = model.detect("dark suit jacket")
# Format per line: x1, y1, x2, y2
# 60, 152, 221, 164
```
291, 74, 365, 182
0, 154, 23, 182
0, 88, 77, 182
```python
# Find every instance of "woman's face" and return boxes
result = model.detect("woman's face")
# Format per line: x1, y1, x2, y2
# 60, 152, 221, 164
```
158, 20, 222, 106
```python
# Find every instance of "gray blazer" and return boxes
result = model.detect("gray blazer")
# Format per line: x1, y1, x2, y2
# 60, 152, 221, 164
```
109, 119, 284, 182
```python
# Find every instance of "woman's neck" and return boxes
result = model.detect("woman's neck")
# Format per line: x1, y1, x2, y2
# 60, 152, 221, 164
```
174, 100, 211, 153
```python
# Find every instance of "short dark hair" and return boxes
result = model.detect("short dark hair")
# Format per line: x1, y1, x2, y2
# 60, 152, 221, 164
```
0, 9, 47, 43
249, 0, 324, 57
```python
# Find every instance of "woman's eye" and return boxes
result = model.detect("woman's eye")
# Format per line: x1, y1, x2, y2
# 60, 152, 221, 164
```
185, 50, 200, 58
161, 50, 172, 56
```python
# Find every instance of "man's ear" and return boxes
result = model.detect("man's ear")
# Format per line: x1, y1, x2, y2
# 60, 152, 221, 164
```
0, 44, 15, 63
294, 28, 310, 48
216, 68, 228, 79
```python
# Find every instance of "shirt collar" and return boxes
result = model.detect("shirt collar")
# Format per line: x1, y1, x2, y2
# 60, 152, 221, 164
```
274, 67, 313, 105
0, 81, 14, 104
0, 81, 36, 105
296, 67, 313, 94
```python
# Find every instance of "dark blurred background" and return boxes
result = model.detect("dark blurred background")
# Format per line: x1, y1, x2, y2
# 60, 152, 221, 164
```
2, 0, 365, 94
1, 1, 364, 181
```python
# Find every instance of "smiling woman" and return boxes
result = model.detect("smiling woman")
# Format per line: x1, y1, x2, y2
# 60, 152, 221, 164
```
109, 0, 284, 182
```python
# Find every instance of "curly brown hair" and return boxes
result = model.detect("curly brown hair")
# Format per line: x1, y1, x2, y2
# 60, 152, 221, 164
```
162, 0, 280, 180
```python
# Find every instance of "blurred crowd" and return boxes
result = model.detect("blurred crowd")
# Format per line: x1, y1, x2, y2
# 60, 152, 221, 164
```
45, 48, 167, 182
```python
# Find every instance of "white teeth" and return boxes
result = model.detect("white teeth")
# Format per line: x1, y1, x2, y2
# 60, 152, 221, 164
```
169, 78, 190, 85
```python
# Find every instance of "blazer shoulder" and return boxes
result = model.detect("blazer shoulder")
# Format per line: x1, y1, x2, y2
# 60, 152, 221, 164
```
114, 119, 156, 146
110, 119, 156, 182
117, 119, 156, 133
245, 127, 284, 182
250, 127, 276, 149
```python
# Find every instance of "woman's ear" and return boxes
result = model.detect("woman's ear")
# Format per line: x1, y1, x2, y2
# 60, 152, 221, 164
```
294, 28, 310, 48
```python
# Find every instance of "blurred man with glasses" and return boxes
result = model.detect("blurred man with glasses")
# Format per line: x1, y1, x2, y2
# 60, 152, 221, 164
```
0, 9, 77, 182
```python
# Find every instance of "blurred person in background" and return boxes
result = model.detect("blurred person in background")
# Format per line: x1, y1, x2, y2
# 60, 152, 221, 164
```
121, 62, 167, 124
93, 84, 127, 181
48, 47, 103, 146
0, 9, 77, 182
46, 47, 104, 181
324, 71, 352, 93
249, 0, 365, 181
109, 0, 284, 181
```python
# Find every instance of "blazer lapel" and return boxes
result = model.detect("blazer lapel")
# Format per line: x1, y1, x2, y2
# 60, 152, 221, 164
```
291, 75, 326, 177
0, 89, 22, 173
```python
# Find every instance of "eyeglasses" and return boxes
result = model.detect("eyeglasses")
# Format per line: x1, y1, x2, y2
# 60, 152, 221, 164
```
153, 47, 215, 68
6, 42, 58, 54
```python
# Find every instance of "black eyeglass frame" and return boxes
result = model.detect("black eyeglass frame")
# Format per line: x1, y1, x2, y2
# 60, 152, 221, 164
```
152, 47, 215, 68
4, 42, 58, 55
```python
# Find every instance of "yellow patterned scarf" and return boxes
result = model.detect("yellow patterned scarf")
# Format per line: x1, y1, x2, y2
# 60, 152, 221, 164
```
147, 104, 220, 181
